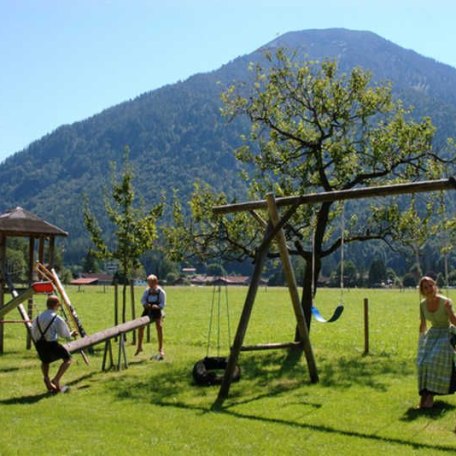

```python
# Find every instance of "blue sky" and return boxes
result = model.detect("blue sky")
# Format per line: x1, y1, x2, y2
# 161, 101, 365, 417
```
1, 0, 455, 163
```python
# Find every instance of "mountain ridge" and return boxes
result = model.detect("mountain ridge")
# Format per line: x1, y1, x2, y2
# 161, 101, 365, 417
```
1, 28, 455, 263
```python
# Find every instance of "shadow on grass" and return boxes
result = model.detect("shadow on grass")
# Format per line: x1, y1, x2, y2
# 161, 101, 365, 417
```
0, 372, 98, 405
228, 350, 414, 392
0, 366, 20, 373
401, 400, 456, 421
160, 401, 456, 454
317, 352, 415, 391
104, 357, 456, 453
0, 391, 51, 404
107, 350, 416, 406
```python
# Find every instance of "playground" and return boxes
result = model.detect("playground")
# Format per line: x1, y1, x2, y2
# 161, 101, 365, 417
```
0, 285, 455, 455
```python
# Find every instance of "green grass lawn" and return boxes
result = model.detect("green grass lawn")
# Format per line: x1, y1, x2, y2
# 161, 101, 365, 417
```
1, 285, 455, 455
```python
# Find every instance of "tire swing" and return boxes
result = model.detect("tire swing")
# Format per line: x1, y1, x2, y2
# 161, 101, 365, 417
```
192, 277, 241, 386
192, 356, 240, 386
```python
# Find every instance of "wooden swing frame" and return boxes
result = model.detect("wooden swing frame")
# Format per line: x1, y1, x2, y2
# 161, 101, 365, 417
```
211, 177, 456, 407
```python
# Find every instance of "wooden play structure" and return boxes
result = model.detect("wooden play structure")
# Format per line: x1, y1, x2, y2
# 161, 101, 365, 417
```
0, 207, 149, 371
211, 177, 456, 406
0, 207, 68, 353
2, 259, 152, 370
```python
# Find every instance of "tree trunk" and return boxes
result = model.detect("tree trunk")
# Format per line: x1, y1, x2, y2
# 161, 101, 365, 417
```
295, 202, 329, 338
122, 283, 127, 323
295, 256, 320, 340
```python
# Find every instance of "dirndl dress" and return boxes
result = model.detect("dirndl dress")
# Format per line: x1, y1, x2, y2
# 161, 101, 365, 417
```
417, 295, 456, 395
417, 326, 456, 395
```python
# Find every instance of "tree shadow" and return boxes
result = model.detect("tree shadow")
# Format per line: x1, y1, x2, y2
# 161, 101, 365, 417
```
145, 400, 456, 453
103, 356, 456, 453
317, 353, 415, 391
107, 349, 416, 408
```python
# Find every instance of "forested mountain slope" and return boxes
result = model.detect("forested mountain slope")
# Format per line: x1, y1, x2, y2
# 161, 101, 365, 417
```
1, 28, 455, 262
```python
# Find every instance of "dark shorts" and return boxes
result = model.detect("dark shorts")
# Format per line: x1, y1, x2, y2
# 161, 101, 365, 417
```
141, 307, 163, 320
36, 340, 71, 364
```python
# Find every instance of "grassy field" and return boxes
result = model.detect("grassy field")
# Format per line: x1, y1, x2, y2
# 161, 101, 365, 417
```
1, 285, 455, 455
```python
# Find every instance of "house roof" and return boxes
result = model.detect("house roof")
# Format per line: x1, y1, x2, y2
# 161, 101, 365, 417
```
0, 207, 68, 237
190, 275, 261, 285
70, 277, 99, 285
81, 273, 113, 282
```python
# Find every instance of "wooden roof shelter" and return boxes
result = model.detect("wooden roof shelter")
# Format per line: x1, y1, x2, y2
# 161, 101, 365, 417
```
0, 207, 68, 353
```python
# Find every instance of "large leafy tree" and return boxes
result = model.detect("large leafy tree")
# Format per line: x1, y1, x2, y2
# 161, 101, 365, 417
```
165, 50, 455, 327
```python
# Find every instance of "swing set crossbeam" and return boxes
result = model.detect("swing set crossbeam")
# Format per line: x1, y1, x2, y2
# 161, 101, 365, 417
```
240, 341, 302, 351
213, 177, 456, 215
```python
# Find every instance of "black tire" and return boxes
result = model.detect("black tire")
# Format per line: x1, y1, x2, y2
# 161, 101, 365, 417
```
192, 356, 241, 386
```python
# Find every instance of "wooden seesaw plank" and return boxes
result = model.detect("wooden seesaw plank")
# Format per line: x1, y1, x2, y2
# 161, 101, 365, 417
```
64, 316, 150, 353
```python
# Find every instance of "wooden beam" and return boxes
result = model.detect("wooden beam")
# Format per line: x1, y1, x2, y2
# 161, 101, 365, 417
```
266, 194, 319, 383
240, 342, 302, 351
0, 234, 5, 353
215, 223, 273, 406
64, 316, 151, 353
49, 236, 55, 268
213, 178, 456, 215
0, 288, 34, 318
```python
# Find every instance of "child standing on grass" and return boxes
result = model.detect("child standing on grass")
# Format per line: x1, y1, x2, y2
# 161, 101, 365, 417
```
417, 276, 456, 409
31, 295, 76, 393
135, 274, 166, 360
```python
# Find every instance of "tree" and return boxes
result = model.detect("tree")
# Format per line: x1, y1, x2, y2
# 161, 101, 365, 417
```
84, 147, 163, 322
368, 258, 387, 287
165, 50, 455, 328
82, 251, 100, 273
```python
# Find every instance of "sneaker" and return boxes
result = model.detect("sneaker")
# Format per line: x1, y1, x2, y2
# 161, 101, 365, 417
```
152, 353, 164, 361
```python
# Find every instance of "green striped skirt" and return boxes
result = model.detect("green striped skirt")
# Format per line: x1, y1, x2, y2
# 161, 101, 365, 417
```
417, 327, 456, 395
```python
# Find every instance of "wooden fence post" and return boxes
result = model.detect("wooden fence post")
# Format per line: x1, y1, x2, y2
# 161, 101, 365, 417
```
363, 298, 369, 355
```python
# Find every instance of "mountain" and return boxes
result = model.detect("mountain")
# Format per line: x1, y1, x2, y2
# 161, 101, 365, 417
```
1, 28, 456, 263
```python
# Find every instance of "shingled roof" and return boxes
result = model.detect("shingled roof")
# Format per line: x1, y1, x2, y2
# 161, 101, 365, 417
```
0, 207, 68, 237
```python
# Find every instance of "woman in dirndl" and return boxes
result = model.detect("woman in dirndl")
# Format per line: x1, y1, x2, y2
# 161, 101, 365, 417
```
417, 276, 456, 408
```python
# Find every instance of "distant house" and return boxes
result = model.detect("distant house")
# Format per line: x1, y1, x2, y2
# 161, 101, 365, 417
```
211, 276, 250, 286
190, 275, 267, 286
70, 277, 99, 286
70, 272, 114, 287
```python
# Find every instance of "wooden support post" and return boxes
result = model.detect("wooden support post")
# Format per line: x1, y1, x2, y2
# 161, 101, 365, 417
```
0, 234, 5, 354
26, 237, 35, 350
48, 236, 55, 267
102, 339, 114, 371
130, 279, 136, 345
266, 194, 318, 383
114, 282, 119, 326
114, 283, 119, 338
214, 223, 273, 407
117, 334, 128, 370
363, 298, 369, 356
38, 236, 45, 265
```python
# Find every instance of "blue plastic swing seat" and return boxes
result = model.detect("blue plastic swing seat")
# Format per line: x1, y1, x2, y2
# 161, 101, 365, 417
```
311, 303, 344, 323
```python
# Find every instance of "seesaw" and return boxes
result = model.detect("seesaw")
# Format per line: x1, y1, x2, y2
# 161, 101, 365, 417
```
3, 267, 90, 365
64, 316, 151, 371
